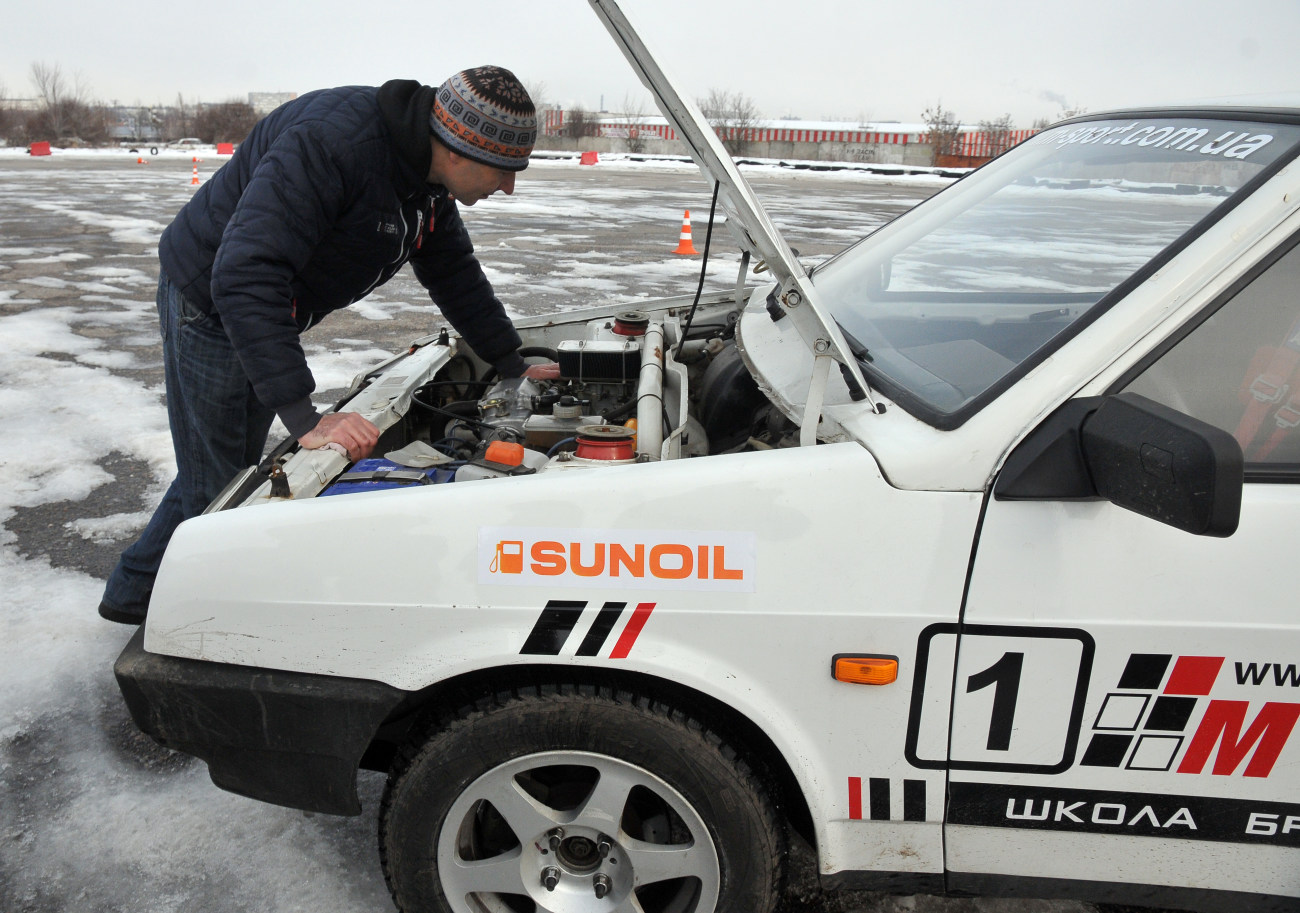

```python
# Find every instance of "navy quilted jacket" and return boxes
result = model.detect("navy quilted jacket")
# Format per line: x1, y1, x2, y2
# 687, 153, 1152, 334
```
158, 80, 525, 437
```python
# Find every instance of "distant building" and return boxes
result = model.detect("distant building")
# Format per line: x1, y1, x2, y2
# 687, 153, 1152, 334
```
539, 105, 1037, 167
106, 106, 161, 142
248, 92, 297, 116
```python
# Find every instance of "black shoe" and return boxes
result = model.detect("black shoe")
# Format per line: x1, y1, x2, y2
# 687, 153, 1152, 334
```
98, 597, 147, 626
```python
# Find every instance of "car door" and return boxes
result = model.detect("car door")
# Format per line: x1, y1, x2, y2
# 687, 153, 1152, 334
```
939, 235, 1300, 908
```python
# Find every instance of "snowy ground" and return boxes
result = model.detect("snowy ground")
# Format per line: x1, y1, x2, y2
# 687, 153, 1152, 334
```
0, 152, 1095, 913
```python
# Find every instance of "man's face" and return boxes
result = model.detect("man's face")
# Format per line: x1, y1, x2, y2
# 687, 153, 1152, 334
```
445, 155, 517, 206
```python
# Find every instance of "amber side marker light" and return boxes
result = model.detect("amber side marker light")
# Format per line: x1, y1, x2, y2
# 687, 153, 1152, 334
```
832, 654, 899, 686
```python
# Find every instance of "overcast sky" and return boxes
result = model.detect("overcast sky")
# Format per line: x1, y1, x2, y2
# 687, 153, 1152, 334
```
3, 0, 1298, 127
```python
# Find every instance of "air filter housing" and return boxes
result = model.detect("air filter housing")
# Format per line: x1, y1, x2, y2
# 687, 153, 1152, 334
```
557, 339, 642, 382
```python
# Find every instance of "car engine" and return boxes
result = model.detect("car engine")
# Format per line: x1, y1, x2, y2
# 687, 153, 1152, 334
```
305, 305, 794, 501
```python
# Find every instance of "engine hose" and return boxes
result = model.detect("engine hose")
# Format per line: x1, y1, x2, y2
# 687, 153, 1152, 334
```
432, 399, 480, 417
411, 392, 479, 418
431, 437, 475, 458
547, 437, 577, 457
602, 396, 638, 422
411, 398, 498, 441
674, 180, 721, 362
427, 354, 482, 398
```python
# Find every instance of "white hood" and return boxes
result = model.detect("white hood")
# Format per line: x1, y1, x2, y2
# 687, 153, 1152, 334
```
588, 0, 874, 419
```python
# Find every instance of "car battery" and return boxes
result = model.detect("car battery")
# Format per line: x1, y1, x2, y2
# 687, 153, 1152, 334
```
319, 458, 455, 496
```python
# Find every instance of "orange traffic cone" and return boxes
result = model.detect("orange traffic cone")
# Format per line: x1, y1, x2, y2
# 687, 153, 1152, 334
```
137, 157, 148, 164
190, 164, 200, 186
673, 210, 698, 255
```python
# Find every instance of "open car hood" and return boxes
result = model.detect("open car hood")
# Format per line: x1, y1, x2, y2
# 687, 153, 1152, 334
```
589, 0, 873, 412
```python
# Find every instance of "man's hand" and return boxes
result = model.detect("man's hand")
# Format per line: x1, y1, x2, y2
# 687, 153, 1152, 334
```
298, 412, 380, 461
522, 361, 561, 381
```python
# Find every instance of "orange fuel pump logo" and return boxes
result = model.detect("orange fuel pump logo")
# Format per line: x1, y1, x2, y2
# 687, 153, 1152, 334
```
480, 528, 757, 592
490, 540, 525, 575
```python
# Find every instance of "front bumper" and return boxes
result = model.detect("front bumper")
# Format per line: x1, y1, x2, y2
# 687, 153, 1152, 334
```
114, 628, 406, 815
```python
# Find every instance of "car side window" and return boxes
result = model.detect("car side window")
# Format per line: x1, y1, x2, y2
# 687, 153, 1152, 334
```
1123, 238, 1300, 470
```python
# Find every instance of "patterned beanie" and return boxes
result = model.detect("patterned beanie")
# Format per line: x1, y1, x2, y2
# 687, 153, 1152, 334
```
430, 66, 537, 172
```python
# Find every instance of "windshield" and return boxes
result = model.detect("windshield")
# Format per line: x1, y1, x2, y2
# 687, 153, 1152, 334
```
813, 116, 1300, 427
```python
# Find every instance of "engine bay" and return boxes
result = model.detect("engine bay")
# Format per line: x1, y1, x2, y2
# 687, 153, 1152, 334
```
211, 294, 796, 511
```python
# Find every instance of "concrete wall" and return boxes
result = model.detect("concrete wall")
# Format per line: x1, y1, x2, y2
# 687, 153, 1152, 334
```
536, 135, 936, 166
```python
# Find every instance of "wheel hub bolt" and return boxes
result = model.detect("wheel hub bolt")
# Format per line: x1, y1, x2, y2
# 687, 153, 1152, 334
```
597, 834, 613, 857
547, 827, 565, 851
542, 866, 561, 891
593, 873, 611, 899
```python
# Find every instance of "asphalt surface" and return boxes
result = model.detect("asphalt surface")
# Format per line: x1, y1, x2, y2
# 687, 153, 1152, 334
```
0, 152, 1107, 913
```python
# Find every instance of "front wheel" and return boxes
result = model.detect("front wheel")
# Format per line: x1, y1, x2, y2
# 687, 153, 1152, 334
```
379, 684, 783, 913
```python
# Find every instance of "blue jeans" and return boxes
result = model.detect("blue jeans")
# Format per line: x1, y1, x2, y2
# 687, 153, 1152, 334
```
101, 269, 276, 614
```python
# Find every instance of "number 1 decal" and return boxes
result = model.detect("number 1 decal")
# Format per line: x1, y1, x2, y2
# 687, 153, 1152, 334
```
966, 651, 1024, 751
906, 624, 1094, 774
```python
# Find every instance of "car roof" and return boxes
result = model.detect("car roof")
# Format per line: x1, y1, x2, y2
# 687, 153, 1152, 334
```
1061, 100, 1300, 125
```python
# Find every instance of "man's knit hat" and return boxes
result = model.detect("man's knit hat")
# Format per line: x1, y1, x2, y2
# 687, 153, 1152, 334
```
430, 66, 537, 172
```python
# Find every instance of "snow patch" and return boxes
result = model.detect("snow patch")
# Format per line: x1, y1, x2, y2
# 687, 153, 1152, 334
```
67, 512, 155, 543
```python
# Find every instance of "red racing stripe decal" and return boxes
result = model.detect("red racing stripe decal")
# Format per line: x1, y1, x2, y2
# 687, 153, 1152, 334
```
848, 777, 863, 820
609, 602, 656, 659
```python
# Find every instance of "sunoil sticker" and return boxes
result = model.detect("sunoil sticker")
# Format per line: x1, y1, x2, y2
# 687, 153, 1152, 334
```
479, 526, 757, 592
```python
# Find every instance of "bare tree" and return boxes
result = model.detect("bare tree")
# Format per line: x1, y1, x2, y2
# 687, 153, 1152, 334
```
162, 92, 194, 141
30, 62, 70, 139
978, 113, 1017, 158
564, 105, 596, 140
698, 88, 761, 156
30, 63, 65, 106
0, 81, 29, 146
193, 100, 259, 144
522, 79, 547, 109
621, 92, 650, 154
1032, 105, 1087, 132
28, 61, 106, 143
922, 102, 963, 164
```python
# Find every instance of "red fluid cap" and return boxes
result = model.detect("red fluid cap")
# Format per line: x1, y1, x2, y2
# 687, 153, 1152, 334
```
575, 425, 636, 461
612, 311, 650, 337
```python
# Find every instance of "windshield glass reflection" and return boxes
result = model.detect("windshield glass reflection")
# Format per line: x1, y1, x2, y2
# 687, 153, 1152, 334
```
813, 117, 1300, 425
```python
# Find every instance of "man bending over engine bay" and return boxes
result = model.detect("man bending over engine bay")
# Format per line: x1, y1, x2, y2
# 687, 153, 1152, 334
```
99, 66, 557, 625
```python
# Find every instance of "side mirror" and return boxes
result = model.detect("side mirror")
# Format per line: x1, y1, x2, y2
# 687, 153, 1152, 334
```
995, 393, 1243, 537
1080, 393, 1242, 537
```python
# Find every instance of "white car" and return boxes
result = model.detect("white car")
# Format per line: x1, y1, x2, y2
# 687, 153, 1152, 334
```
114, 3, 1300, 912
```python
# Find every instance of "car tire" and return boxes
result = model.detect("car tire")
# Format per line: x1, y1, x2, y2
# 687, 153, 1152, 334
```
379, 682, 783, 913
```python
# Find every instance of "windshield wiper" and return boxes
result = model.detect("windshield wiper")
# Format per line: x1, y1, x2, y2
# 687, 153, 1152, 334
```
834, 321, 878, 406
837, 322, 874, 364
